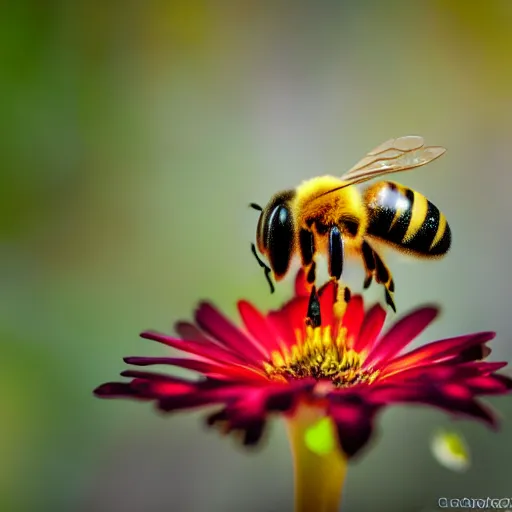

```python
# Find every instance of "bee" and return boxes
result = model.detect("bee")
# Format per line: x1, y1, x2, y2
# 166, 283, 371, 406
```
250, 135, 451, 312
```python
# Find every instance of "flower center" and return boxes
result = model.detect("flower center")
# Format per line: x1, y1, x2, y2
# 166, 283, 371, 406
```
263, 325, 379, 388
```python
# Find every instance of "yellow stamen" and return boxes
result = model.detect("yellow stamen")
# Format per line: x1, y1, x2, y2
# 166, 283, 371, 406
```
265, 325, 379, 388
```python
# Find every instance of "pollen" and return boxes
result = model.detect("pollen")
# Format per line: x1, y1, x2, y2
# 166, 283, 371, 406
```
263, 324, 379, 388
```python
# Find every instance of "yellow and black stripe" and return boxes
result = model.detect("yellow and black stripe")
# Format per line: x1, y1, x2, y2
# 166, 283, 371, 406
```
364, 181, 451, 256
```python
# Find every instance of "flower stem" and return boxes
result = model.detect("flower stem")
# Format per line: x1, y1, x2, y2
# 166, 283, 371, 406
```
285, 404, 348, 512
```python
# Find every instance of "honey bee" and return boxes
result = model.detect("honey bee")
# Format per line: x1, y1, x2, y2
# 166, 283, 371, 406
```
250, 135, 451, 312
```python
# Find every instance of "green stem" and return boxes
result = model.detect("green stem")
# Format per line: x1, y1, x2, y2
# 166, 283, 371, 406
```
285, 404, 348, 512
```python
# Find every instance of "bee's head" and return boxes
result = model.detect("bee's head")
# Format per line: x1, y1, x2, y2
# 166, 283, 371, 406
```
253, 190, 296, 280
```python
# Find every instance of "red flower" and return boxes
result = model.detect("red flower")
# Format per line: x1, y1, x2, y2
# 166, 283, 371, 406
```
94, 271, 512, 459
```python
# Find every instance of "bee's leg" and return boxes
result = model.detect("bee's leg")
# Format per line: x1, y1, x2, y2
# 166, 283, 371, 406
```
361, 240, 375, 289
327, 225, 353, 305
299, 228, 317, 290
361, 240, 396, 312
372, 249, 396, 312
306, 285, 321, 328
327, 225, 344, 281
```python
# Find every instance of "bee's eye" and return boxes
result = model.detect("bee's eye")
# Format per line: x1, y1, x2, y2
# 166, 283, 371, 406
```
267, 204, 294, 278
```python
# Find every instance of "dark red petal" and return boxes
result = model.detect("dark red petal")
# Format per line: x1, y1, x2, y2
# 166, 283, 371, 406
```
140, 330, 247, 365
155, 378, 307, 415
124, 356, 267, 382
120, 369, 192, 381
174, 321, 213, 344
149, 380, 249, 411
464, 375, 511, 394
124, 356, 223, 371
463, 361, 508, 374
353, 303, 386, 354
380, 332, 496, 377
343, 295, 365, 349
158, 389, 230, 412
427, 396, 499, 428
365, 383, 424, 404
367, 379, 499, 428
363, 306, 439, 369
94, 382, 149, 399
195, 302, 267, 362
205, 381, 314, 446
265, 379, 316, 412
222, 382, 311, 423
242, 420, 267, 445
119, 370, 200, 396
441, 382, 473, 400
206, 409, 267, 446
206, 408, 228, 426
94, 369, 201, 401
207, 389, 265, 428
238, 300, 280, 357
452, 344, 492, 364
327, 393, 378, 458
493, 374, 512, 389
379, 361, 501, 385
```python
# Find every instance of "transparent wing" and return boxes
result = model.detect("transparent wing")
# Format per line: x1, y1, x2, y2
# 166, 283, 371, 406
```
340, 135, 446, 186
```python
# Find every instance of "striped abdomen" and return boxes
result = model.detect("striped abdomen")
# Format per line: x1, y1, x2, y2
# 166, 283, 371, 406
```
363, 181, 451, 256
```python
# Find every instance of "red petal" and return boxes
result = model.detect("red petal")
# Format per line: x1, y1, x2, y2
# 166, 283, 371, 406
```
238, 300, 279, 357
267, 310, 296, 349
425, 395, 499, 428
96, 371, 201, 401
363, 306, 439, 369
353, 303, 386, 354
380, 332, 496, 378
267, 296, 310, 348
367, 381, 499, 428
294, 268, 309, 297
343, 295, 365, 349
157, 385, 247, 411
174, 321, 213, 344
205, 380, 313, 446
284, 296, 311, 332
112, 373, 250, 408
441, 383, 472, 400
195, 302, 267, 362
94, 382, 150, 399
318, 279, 337, 331
379, 362, 490, 384
124, 356, 267, 382
494, 374, 512, 389
366, 383, 423, 404
140, 330, 247, 366
327, 393, 378, 458
464, 375, 511, 394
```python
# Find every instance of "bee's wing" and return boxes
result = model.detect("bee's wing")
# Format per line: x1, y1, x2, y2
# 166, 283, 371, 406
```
340, 135, 446, 186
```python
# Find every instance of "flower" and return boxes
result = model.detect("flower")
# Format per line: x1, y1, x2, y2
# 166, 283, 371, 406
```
95, 270, 511, 455
94, 270, 512, 511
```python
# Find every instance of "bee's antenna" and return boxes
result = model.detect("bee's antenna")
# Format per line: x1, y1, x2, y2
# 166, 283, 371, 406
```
251, 243, 275, 294
249, 203, 263, 211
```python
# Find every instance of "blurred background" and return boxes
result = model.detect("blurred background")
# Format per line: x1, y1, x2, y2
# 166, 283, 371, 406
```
2, 1, 512, 511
